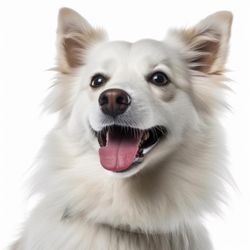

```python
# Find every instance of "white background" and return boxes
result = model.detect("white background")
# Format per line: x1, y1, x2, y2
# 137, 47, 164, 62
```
0, 0, 249, 249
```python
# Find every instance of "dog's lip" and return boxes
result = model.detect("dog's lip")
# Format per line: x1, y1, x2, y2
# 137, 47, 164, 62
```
92, 125, 167, 149
91, 125, 167, 173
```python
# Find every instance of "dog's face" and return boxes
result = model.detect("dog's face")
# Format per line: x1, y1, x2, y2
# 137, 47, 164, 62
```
82, 39, 197, 178
52, 8, 232, 179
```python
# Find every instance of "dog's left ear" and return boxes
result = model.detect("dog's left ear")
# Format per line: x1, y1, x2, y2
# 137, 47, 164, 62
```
170, 11, 233, 74
56, 8, 107, 73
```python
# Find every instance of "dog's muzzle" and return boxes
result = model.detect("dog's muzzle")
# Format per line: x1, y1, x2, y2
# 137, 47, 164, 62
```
93, 88, 167, 174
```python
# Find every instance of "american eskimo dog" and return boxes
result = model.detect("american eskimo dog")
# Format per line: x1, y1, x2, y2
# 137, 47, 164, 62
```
11, 8, 233, 250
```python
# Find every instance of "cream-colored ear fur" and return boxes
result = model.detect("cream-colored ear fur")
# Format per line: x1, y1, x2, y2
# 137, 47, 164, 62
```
173, 11, 233, 74
57, 8, 107, 73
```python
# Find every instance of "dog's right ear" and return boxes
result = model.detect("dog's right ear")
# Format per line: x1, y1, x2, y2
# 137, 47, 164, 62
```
56, 8, 107, 73
168, 11, 232, 75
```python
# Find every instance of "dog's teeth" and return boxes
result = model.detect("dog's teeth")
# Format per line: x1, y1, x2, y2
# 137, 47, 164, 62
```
139, 131, 149, 147
143, 131, 149, 141
106, 129, 109, 143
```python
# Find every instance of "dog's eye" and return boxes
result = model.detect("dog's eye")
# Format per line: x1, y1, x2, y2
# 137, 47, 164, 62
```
148, 72, 170, 86
90, 74, 108, 88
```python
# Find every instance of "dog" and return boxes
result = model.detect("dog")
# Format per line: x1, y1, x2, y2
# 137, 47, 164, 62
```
11, 8, 233, 250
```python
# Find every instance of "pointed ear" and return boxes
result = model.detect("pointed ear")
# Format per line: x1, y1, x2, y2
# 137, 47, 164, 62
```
56, 8, 107, 73
172, 11, 233, 74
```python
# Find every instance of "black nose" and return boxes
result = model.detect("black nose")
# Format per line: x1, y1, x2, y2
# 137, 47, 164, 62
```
98, 88, 131, 117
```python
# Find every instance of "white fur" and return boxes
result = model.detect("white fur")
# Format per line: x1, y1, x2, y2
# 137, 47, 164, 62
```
11, 8, 233, 250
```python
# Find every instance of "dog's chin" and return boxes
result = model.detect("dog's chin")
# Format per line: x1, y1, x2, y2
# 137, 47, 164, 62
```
90, 124, 167, 178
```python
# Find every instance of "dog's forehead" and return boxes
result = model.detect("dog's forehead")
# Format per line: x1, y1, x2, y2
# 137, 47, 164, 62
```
131, 39, 168, 55
89, 39, 169, 65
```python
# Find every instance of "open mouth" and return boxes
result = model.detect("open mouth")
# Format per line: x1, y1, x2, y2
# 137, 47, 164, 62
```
93, 125, 167, 173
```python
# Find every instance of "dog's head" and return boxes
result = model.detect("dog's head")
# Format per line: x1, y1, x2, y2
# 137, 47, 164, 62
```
49, 8, 232, 179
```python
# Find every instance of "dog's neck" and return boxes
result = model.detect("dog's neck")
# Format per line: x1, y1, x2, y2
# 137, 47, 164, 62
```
62, 207, 156, 235
60, 209, 208, 250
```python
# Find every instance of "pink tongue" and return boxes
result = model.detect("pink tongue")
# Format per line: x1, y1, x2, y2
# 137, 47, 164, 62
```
99, 130, 142, 172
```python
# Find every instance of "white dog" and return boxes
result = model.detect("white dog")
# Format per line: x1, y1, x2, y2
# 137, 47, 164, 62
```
11, 8, 233, 250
